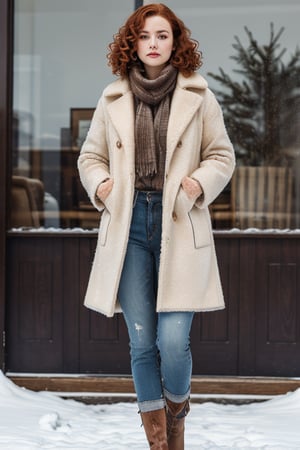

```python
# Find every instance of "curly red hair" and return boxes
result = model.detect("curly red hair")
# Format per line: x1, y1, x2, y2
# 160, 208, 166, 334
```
107, 3, 202, 77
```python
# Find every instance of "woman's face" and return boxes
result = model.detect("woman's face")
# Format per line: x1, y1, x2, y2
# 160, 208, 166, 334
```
136, 15, 174, 79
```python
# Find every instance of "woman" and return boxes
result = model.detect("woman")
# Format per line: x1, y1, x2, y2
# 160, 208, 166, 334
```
78, 3, 235, 449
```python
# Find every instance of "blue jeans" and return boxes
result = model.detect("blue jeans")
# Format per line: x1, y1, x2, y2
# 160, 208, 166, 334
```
118, 191, 194, 413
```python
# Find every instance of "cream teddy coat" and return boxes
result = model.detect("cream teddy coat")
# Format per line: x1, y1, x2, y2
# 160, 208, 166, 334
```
78, 72, 235, 317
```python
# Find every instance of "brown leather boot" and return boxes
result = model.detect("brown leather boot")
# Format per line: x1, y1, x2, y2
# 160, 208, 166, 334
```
141, 408, 169, 449
166, 399, 190, 450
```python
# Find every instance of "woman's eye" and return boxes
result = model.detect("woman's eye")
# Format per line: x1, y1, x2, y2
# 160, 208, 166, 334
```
139, 34, 148, 40
158, 34, 167, 40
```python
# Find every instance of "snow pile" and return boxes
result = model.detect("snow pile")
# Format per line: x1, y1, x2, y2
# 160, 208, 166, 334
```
1, 370, 300, 449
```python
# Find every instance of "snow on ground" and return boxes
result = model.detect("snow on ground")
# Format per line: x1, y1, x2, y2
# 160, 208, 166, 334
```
1, 371, 300, 449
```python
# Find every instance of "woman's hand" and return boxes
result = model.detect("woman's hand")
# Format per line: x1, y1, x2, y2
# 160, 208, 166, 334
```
96, 178, 114, 202
181, 176, 202, 200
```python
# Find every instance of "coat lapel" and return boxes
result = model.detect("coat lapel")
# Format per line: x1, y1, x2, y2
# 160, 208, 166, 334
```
107, 84, 135, 169
166, 75, 205, 172
105, 73, 207, 174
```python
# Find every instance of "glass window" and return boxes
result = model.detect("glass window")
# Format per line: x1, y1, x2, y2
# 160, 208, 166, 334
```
166, 0, 300, 230
11, 0, 135, 230
11, 0, 300, 231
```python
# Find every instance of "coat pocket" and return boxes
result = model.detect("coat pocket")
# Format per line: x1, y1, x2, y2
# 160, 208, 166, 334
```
174, 187, 195, 216
99, 209, 111, 246
188, 208, 211, 249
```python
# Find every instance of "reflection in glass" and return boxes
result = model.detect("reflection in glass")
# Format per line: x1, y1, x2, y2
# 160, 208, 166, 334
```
11, 0, 134, 230
167, 0, 300, 230
11, 0, 300, 230
207, 23, 300, 229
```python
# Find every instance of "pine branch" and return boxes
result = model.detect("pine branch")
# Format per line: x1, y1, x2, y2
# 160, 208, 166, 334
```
207, 23, 300, 165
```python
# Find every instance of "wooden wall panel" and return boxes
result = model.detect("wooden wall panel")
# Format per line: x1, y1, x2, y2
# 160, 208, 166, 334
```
267, 262, 297, 343
7, 237, 64, 372
191, 237, 239, 375
6, 233, 300, 376
254, 238, 300, 376
18, 261, 53, 340
78, 237, 131, 374
89, 313, 122, 341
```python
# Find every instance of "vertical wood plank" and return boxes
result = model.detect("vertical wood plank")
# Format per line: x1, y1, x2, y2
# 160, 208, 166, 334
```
267, 262, 297, 343
19, 261, 53, 340
238, 237, 257, 375
63, 238, 80, 372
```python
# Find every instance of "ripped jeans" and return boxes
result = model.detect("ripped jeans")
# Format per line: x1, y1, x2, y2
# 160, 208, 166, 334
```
118, 190, 194, 413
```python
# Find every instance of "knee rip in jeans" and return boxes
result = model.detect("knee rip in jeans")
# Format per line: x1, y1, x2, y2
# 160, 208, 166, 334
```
134, 322, 143, 336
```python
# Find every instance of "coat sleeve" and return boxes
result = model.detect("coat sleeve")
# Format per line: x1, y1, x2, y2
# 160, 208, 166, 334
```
77, 96, 111, 212
190, 89, 235, 208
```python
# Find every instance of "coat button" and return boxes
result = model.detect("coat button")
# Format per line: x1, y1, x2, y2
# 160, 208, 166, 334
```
177, 140, 182, 148
116, 140, 122, 148
172, 211, 177, 221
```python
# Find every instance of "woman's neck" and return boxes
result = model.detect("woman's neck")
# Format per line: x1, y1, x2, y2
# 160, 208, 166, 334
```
144, 65, 165, 80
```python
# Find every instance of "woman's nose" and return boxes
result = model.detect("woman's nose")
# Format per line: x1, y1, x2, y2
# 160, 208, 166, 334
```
149, 37, 157, 49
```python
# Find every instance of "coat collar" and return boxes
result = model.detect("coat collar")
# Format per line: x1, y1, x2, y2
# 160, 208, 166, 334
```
167, 73, 207, 153
104, 72, 208, 169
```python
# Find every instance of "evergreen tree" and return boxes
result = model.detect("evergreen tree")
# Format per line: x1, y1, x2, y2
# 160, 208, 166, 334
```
208, 24, 300, 166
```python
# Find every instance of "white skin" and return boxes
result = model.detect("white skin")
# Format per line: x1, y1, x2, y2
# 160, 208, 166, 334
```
97, 15, 202, 202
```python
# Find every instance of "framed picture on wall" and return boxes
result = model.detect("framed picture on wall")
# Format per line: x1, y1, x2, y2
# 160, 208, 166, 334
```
70, 108, 95, 150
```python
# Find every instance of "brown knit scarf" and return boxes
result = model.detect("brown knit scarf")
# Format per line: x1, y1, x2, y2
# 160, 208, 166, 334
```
129, 64, 178, 178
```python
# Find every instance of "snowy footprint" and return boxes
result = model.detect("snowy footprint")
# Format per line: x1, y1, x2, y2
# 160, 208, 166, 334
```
39, 412, 71, 433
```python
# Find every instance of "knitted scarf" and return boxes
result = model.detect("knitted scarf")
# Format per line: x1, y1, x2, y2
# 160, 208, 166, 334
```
129, 64, 178, 178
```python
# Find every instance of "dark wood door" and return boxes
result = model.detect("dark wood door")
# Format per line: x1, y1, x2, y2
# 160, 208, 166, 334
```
252, 238, 300, 376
